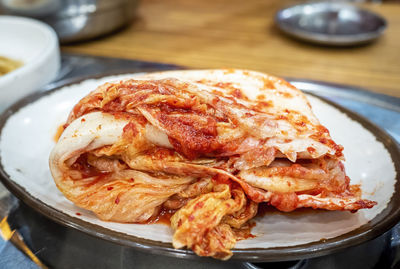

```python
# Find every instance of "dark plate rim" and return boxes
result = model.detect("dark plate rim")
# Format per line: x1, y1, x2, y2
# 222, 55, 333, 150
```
0, 72, 399, 262
274, 2, 387, 45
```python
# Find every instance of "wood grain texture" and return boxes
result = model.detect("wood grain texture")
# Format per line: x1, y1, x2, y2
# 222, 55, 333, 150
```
62, 0, 400, 97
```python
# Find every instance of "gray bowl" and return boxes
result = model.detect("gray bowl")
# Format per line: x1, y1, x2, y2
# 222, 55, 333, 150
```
275, 2, 387, 46
0, 0, 139, 43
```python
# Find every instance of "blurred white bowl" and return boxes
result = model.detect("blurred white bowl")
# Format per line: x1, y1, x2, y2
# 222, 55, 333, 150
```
0, 15, 60, 111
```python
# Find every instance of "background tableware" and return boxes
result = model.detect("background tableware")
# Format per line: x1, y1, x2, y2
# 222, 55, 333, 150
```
0, 0, 139, 43
275, 2, 387, 46
0, 15, 60, 111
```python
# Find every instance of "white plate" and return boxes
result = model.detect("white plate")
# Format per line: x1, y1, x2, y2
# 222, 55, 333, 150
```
0, 74, 399, 261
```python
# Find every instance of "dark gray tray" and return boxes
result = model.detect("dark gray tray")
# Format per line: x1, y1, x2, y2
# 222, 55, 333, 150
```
0, 53, 399, 268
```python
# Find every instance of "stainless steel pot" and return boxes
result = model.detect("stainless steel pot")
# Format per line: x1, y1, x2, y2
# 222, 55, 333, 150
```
0, 0, 139, 43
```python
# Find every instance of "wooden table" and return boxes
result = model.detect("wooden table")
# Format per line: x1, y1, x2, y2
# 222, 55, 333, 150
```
62, 0, 400, 97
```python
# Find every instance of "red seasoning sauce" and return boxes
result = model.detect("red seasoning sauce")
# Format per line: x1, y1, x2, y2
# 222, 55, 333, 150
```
143, 208, 177, 226
70, 153, 107, 178
157, 110, 219, 159
53, 124, 65, 142
235, 221, 256, 241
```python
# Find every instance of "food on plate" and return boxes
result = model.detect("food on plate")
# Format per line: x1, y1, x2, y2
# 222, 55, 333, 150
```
49, 69, 376, 260
0, 56, 22, 76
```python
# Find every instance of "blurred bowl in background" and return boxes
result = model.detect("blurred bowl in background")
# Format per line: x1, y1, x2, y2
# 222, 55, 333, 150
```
0, 15, 60, 111
275, 2, 387, 46
0, 0, 139, 43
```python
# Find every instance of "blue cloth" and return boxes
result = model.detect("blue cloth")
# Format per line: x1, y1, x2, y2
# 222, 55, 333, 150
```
0, 236, 39, 269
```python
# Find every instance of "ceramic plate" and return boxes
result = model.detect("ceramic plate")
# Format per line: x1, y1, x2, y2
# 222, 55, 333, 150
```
0, 74, 399, 262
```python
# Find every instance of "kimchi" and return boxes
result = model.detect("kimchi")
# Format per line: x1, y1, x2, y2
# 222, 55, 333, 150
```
49, 69, 376, 260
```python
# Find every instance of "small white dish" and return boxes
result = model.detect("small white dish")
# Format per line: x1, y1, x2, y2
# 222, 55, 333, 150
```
0, 15, 60, 111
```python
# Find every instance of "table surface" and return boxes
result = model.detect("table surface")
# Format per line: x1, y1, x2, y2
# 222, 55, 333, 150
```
61, 0, 400, 97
